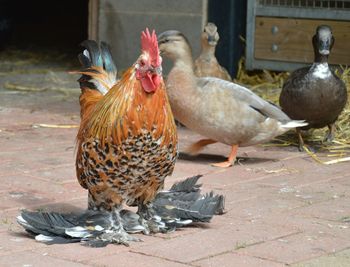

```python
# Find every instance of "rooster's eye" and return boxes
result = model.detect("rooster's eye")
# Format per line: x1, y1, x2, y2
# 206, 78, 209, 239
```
140, 60, 146, 67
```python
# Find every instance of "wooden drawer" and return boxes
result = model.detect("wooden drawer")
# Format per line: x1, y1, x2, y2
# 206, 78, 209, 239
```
254, 17, 350, 65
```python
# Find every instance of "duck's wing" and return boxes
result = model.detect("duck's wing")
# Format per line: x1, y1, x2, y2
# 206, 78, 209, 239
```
197, 77, 290, 121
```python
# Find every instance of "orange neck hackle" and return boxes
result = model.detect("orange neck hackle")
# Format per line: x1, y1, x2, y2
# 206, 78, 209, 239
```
79, 66, 177, 147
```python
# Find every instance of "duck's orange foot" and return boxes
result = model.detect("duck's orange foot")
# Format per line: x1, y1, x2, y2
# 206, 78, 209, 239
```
210, 144, 239, 168
211, 161, 233, 168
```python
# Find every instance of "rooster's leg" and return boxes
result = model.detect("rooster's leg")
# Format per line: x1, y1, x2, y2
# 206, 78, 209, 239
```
137, 202, 166, 234
87, 193, 141, 245
186, 139, 217, 155
95, 208, 141, 246
211, 144, 238, 168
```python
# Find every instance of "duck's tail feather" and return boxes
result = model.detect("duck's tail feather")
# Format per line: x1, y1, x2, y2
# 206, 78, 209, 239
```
281, 120, 308, 129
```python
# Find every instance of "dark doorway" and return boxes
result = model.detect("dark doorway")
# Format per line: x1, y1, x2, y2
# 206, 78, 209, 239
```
208, 0, 247, 78
0, 0, 88, 67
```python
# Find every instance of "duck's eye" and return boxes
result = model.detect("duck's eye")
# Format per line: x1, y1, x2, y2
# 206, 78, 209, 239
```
159, 38, 169, 45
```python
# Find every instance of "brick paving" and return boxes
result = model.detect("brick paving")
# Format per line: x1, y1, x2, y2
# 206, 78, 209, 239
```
0, 77, 350, 266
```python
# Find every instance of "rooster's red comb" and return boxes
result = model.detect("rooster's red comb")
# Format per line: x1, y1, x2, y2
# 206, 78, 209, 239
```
141, 28, 160, 66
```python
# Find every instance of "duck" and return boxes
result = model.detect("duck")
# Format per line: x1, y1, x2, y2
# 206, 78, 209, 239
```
194, 22, 232, 81
279, 25, 347, 151
158, 30, 307, 167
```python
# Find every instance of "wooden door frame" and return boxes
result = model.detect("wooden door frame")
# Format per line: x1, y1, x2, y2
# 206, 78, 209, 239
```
88, 0, 99, 40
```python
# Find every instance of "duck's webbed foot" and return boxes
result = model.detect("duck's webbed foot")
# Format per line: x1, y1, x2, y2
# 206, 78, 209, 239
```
137, 203, 166, 234
211, 144, 238, 168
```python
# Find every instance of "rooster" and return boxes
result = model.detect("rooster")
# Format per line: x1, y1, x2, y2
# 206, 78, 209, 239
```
17, 29, 224, 246
75, 28, 178, 242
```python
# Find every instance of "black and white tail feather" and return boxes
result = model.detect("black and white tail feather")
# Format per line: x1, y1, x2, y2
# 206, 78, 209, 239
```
17, 175, 225, 247
77, 40, 118, 95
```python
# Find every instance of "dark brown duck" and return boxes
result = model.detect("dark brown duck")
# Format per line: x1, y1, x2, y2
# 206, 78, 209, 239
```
279, 25, 347, 150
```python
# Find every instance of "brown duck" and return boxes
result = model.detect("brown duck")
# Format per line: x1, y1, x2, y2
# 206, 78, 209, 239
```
279, 25, 347, 151
194, 22, 232, 81
158, 30, 307, 168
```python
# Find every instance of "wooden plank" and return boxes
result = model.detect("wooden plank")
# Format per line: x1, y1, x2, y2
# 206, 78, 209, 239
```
96, 0, 206, 72
88, 0, 99, 41
254, 17, 350, 65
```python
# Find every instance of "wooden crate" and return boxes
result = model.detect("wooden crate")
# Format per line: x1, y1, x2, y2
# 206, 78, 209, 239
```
246, 0, 350, 71
254, 17, 350, 65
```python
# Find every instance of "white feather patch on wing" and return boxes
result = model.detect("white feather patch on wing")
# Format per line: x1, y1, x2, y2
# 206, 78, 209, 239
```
16, 215, 26, 224
35, 234, 55, 242
65, 226, 92, 238
16, 215, 36, 231
175, 219, 192, 225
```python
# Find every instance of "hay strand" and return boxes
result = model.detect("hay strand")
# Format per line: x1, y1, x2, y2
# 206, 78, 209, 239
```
32, 124, 79, 129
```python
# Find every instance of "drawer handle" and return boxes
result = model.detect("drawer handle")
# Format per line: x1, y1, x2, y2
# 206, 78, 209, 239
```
271, 44, 279, 52
271, 26, 279, 34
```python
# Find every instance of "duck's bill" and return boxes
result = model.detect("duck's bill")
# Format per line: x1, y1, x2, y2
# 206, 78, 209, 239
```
319, 49, 330, 55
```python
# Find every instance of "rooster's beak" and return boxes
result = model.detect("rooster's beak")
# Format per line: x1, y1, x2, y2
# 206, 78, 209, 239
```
150, 66, 162, 75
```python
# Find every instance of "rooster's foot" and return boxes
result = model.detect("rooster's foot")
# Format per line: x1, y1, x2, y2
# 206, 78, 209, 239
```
97, 228, 142, 246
